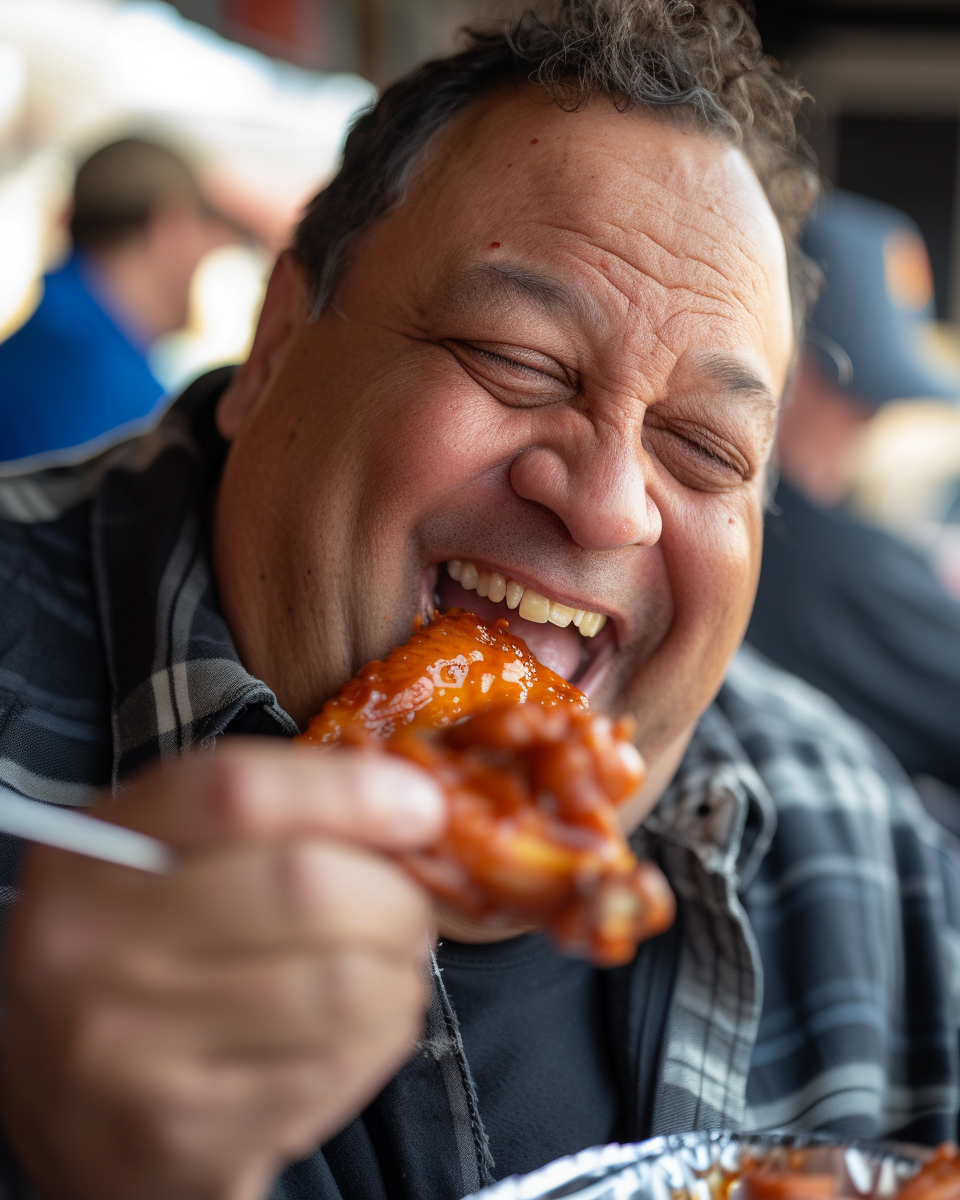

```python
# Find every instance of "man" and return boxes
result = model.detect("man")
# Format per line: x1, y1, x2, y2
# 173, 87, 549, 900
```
0, 4, 957, 1199
0, 138, 232, 466
746, 190, 960, 791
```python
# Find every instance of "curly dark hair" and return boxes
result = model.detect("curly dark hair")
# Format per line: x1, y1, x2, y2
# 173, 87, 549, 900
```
293, 0, 820, 340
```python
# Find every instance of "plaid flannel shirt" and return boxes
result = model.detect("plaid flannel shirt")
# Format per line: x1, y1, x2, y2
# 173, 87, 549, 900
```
1, 370, 959, 1199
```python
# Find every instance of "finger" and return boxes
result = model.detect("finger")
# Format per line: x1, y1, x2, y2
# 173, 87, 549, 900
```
104, 739, 446, 853
121, 838, 434, 958
66, 1001, 426, 1168
79, 947, 430, 1060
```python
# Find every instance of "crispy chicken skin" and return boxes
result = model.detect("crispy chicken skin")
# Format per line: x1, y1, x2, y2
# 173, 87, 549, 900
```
297, 611, 674, 965
298, 609, 587, 745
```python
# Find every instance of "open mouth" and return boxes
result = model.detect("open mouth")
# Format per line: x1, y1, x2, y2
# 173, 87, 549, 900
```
432, 559, 617, 693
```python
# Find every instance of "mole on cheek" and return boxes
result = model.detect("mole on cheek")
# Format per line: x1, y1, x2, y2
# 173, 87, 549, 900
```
489, 242, 501, 249
529, 138, 539, 144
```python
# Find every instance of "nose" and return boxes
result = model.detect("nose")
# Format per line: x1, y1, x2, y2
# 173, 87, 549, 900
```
508, 423, 662, 551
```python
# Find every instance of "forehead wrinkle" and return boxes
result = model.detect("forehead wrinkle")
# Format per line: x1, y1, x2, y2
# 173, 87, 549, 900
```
587, 215, 749, 308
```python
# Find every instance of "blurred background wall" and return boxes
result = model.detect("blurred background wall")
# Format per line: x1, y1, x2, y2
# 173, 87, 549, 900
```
163, 0, 960, 317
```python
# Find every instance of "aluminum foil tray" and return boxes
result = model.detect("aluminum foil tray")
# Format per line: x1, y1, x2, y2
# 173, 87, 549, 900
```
462, 1130, 931, 1200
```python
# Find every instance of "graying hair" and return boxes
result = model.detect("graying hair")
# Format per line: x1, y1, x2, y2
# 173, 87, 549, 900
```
292, 0, 820, 340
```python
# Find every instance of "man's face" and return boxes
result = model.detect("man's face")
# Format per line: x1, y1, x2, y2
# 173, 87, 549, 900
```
214, 88, 793, 790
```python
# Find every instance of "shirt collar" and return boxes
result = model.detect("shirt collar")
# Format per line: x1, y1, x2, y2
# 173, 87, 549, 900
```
642, 686, 778, 890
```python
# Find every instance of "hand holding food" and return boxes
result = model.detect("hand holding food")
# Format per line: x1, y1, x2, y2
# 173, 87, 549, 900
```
0, 742, 445, 1200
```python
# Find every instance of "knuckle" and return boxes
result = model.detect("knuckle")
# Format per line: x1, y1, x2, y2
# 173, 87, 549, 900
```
274, 840, 335, 926
396, 881, 434, 944
201, 753, 270, 838
145, 1066, 243, 1160
60, 1002, 137, 1094
320, 950, 429, 1033
272, 841, 433, 950
319, 951, 381, 1026
10, 910, 100, 999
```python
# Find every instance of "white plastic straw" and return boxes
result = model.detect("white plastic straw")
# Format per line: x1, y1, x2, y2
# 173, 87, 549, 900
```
0, 782, 173, 873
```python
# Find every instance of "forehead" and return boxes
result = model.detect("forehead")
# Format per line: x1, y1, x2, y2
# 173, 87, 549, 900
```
359, 88, 793, 388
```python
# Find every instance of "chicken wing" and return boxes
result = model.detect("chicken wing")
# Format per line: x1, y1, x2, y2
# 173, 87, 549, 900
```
298, 609, 587, 745
297, 610, 674, 965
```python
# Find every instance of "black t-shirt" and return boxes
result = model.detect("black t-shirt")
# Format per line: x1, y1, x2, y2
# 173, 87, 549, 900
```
436, 929, 670, 1182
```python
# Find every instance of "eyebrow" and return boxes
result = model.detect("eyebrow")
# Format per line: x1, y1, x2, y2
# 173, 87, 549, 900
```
692, 350, 780, 410
442, 262, 598, 325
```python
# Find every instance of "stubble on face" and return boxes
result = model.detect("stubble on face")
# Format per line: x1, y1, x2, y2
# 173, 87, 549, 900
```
213, 87, 793, 812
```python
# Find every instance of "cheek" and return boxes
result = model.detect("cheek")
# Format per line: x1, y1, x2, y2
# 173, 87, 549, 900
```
338, 350, 519, 518
614, 484, 764, 757
659, 483, 764, 653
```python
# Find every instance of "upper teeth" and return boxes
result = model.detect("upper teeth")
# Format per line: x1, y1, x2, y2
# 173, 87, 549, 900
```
446, 560, 608, 638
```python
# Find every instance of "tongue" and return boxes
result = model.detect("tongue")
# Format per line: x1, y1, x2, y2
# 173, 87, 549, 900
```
435, 577, 588, 681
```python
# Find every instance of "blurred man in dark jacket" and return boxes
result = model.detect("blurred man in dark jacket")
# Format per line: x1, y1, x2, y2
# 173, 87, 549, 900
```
747, 189, 960, 792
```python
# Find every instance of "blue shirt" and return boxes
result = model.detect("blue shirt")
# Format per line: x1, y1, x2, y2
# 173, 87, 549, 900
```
0, 252, 167, 466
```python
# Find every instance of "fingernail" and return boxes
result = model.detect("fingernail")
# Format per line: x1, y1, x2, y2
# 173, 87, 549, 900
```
382, 767, 446, 840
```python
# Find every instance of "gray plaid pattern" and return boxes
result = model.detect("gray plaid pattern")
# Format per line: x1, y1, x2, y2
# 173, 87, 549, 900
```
0, 372, 958, 1200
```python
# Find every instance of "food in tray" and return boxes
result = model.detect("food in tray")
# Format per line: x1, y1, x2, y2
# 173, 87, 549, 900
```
460, 1135, 960, 1200
297, 609, 674, 965
699, 1142, 960, 1200
896, 1144, 960, 1200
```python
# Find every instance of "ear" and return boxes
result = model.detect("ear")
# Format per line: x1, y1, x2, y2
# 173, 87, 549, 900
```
216, 251, 308, 441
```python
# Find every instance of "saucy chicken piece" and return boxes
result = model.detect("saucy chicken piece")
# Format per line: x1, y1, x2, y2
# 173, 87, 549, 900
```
298, 608, 587, 746
379, 703, 673, 965
719, 1144, 960, 1200
898, 1145, 960, 1200
297, 610, 674, 966
736, 1171, 838, 1200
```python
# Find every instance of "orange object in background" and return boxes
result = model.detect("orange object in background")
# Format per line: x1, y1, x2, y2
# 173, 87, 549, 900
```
225, 0, 304, 50
223, 0, 329, 69
737, 1172, 838, 1200
297, 611, 674, 965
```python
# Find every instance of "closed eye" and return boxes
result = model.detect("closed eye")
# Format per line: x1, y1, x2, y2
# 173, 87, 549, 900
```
643, 413, 752, 491
443, 340, 576, 408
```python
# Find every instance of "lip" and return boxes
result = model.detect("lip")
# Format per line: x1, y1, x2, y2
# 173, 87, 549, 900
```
421, 557, 622, 698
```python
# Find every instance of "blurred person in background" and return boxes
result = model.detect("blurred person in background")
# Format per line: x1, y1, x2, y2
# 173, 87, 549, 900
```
746, 189, 960, 798
0, 137, 234, 467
